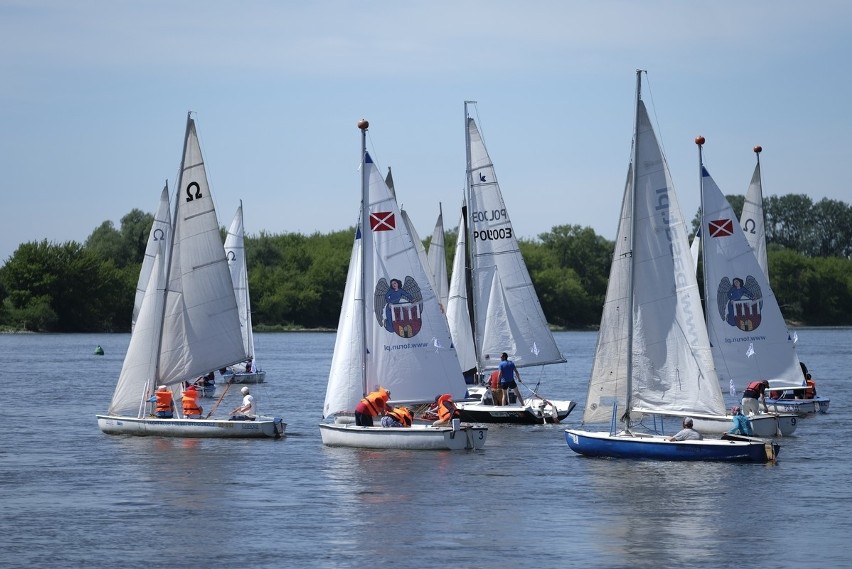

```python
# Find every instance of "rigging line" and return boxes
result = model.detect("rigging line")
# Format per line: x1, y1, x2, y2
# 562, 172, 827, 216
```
641, 70, 674, 177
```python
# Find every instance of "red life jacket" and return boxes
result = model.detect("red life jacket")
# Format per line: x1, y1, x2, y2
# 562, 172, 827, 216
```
744, 381, 766, 398
804, 378, 816, 399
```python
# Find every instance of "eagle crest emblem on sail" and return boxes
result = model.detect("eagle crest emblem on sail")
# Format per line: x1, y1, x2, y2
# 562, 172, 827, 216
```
717, 275, 763, 331
375, 276, 423, 338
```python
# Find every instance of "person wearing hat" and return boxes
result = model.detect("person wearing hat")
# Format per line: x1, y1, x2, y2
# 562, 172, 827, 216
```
728, 406, 753, 436
742, 379, 770, 415
229, 386, 256, 421
149, 385, 175, 418
667, 417, 702, 441
354, 387, 393, 426
181, 385, 204, 419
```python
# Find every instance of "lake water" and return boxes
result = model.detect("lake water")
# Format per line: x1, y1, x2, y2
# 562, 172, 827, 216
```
0, 329, 850, 568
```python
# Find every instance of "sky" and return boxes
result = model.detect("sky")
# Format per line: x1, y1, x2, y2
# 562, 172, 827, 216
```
2, 1, 851, 264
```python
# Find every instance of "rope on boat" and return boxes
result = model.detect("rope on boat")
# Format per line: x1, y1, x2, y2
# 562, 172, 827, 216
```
205, 382, 232, 418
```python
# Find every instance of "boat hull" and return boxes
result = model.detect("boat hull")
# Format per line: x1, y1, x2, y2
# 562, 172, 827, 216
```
319, 422, 487, 450
766, 397, 829, 415
97, 415, 285, 438
690, 414, 798, 437
224, 370, 266, 384
565, 429, 778, 462
457, 399, 575, 424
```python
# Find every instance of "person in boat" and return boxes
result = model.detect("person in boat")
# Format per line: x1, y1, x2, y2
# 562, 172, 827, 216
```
229, 386, 256, 421
245, 357, 253, 373
727, 406, 753, 436
742, 379, 770, 415
181, 385, 203, 419
431, 393, 460, 427
488, 369, 505, 406
149, 385, 175, 418
799, 361, 817, 399
354, 387, 392, 427
498, 352, 524, 406
381, 406, 413, 427
195, 371, 215, 387
667, 417, 702, 441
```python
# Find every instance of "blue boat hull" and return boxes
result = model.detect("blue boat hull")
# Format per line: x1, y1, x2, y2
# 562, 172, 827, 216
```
565, 429, 778, 462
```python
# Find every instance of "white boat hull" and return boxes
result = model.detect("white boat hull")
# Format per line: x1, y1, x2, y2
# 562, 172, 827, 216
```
97, 415, 285, 438
457, 398, 576, 424
319, 422, 487, 450
224, 370, 266, 384
689, 414, 798, 437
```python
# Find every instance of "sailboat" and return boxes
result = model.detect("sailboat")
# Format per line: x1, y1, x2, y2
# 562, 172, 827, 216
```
221, 202, 266, 384
565, 71, 777, 462
318, 119, 487, 450
739, 147, 828, 415
97, 114, 284, 438
426, 204, 449, 311
451, 101, 575, 424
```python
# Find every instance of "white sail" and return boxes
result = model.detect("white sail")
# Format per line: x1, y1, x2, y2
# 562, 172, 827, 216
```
689, 228, 700, 276
426, 205, 449, 310
323, 226, 365, 418
700, 162, 801, 389
465, 112, 564, 370
446, 209, 478, 375
740, 152, 769, 280
157, 116, 247, 386
224, 202, 257, 367
109, 244, 168, 416
401, 208, 440, 301
362, 152, 467, 403
583, 98, 723, 424
132, 184, 171, 331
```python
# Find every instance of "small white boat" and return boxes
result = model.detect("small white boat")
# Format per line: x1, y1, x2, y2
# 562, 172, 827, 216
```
223, 202, 265, 385
97, 114, 284, 439
460, 385, 575, 424
765, 380, 829, 415
318, 119, 486, 451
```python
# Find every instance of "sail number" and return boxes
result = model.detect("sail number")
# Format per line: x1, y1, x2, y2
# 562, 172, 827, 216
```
473, 227, 512, 242
185, 181, 202, 203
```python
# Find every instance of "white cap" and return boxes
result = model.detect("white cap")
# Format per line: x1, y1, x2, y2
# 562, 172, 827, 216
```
241, 386, 250, 395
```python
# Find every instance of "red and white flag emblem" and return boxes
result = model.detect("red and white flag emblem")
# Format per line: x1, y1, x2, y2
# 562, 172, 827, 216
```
370, 211, 395, 231
708, 219, 733, 238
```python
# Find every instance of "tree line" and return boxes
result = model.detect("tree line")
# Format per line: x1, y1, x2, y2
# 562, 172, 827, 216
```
1, 194, 851, 332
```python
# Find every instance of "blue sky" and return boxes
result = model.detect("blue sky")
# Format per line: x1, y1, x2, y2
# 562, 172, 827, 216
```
2, 1, 850, 264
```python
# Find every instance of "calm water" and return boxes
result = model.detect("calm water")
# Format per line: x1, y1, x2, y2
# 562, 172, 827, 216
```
1, 329, 850, 568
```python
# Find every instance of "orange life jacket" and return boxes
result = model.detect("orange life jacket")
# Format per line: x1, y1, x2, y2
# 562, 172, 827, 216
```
388, 407, 412, 427
437, 394, 459, 422
804, 378, 816, 399
489, 370, 501, 390
360, 391, 389, 416
155, 390, 173, 413
182, 392, 202, 415
744, 381, 766, 398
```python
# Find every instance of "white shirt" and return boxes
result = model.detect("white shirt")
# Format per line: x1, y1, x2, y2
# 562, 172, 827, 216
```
241, 394, 256, 417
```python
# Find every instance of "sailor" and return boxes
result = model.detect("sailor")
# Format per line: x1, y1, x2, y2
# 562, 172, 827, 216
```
742, 380, 770, 415
381, 406, 413, 427
149, 385, 174, 418
431, 394, 460, 427
229, 386, 256, 421
354, 387, 392, 427
181, 385, 203, 419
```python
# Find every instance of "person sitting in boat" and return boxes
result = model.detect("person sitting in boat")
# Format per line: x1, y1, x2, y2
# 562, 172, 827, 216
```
498, 352, 524, 406
149, 385, 175, 418
742, 380, 770, 415
799, 361, 817, 399
381, 406, 413, 428
181, 385, 204, 419
229, 386, 256, 421
727, 406, 753, 436
431, 393, 460, 427
245, 357, 253, 373
354, 387, 392, 427
667, 417, 702, 441
195, 371, 215, 387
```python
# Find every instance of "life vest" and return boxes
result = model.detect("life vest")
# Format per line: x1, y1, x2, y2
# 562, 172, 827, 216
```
744, 381, 766, 398
436, 394, 459, 422
489, 370, 501, 390
360, 390, 389, 416
387, 407, 412, 427
804, 378, 816, 399
155, 390, 173, 413
182, 391, 202, 416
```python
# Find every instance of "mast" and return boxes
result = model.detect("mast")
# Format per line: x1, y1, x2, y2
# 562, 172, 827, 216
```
624, 71, 642, 421
463, 100, 481, 375
696, 135, 708, 332
357, 118, 370, 398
